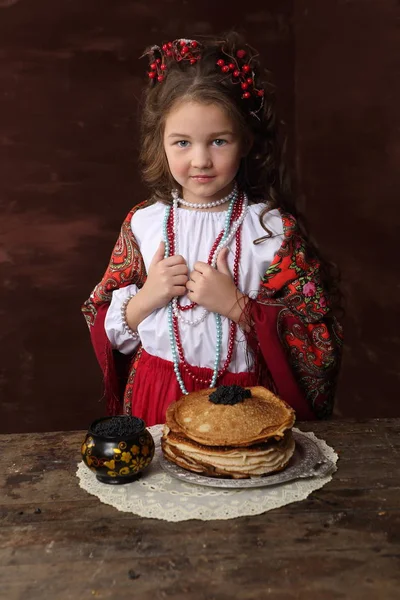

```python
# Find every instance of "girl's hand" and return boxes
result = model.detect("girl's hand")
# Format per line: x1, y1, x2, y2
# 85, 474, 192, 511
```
186, 248, 246, 319
141, 241, 188, 312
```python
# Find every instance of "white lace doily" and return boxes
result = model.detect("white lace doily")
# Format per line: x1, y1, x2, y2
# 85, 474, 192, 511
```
76, 426, 338, 521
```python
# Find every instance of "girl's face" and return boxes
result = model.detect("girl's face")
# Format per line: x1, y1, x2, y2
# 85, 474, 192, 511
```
163, 101, 245, 204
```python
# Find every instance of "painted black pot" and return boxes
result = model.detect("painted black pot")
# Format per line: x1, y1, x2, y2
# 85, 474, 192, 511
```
81, 416, 155, 485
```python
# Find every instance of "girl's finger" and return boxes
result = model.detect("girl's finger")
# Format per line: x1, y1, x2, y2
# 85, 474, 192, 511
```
193, 261, 209, 274
173, 275, 189, 285
188, 271, 201, 283
163, 254, 187, 266
173, 286, 187, 296
149, 241, 165, 267
170, 264, 189, 276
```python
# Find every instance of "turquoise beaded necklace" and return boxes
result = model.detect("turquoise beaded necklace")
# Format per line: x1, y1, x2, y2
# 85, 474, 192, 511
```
163, 195, 236, 395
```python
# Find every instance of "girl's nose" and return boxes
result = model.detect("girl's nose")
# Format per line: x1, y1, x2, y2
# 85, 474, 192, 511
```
191, 147, 212, 169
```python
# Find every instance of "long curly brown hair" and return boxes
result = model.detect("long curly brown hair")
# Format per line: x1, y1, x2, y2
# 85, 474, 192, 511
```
139, 32, 342, 312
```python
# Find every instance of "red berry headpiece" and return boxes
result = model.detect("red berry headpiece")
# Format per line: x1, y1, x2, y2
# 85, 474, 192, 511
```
216, 46, 265, 119
145, 39, 202, 83
143, 38, 265, 118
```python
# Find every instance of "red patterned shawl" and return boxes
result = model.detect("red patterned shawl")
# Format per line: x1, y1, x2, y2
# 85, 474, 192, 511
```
82, 202, 343, 420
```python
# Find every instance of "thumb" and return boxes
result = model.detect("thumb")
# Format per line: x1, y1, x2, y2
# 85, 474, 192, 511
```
216, 248, 231, 276
150, 241, 165, 266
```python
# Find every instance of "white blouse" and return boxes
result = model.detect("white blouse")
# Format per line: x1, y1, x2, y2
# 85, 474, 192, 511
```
105, 201, 284, 373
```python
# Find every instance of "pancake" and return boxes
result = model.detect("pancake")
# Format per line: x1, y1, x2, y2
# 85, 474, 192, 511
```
162, 428, 295, 479
169, 386, 295, 447
162, 385, 296, 479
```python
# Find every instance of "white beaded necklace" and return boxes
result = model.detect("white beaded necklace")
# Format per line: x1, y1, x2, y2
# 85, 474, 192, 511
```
172, 183, 238, 209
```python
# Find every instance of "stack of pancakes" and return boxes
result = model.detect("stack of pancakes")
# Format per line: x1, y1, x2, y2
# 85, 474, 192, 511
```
161, 386, 296, 479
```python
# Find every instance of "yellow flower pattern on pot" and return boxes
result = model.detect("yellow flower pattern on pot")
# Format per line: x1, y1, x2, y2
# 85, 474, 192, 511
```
130, 444, 140, 455
121, 451, 132, 463
81, 428, 155, 481
104, 459, 115, 470
131, 456, 148, 471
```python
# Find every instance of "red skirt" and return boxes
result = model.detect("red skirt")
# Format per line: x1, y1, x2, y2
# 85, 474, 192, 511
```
127, 349, 259, 427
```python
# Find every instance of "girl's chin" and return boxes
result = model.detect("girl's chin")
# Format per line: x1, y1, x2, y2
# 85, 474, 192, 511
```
182, 181, 236, 202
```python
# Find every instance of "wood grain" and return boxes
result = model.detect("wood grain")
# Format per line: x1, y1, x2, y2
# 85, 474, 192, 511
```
1, 419, 399, 599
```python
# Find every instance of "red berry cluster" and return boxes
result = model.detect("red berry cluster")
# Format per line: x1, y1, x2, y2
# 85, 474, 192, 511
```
162, 39, 200, 63
148, 57, 167, 83
216, 49, 264, 103
147, 39, 201, 83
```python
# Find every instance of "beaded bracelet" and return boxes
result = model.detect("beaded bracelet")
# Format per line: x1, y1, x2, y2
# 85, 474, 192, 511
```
120, 295, 140, 340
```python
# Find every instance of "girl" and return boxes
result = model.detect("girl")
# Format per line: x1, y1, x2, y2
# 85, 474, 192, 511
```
82, 33, 343, 425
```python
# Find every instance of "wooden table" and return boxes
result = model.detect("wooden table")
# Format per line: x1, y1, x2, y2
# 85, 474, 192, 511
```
0, 419, 399, 600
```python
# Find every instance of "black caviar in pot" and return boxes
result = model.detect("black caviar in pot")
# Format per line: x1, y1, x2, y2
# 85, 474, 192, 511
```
91, 416, 145, 437
81, 416, 155, 485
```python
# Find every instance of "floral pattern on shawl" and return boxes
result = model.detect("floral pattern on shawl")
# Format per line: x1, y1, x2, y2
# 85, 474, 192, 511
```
255, 213, 343, 418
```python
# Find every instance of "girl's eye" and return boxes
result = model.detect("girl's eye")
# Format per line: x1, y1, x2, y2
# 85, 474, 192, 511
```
213, 139, 227, 146
176, 140, 189, 148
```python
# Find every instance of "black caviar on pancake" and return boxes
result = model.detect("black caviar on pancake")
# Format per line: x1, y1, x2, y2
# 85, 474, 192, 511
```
209, 385, 252, 406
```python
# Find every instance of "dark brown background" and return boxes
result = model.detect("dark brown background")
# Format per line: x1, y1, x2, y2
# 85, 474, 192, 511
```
0, 0, 399, 433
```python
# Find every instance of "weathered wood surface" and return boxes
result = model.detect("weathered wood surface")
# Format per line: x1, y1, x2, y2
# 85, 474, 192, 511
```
0, 419, 399, 600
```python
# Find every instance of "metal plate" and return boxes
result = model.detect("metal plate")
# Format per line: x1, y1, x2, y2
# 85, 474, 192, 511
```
159, 431, 335, 489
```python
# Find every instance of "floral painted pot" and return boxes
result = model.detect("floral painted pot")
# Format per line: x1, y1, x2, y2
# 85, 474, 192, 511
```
81, 416, 155, 484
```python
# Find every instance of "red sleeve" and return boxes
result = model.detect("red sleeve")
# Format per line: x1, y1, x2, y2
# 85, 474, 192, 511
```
81, 203, 148, 414
250, 302, 316, 420
88, 303, 136, 415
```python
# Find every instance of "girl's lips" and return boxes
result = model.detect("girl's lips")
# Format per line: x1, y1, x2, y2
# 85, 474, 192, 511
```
191, 175, 215, 182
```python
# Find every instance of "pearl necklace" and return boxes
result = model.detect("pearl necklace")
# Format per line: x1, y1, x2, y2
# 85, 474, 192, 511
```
162, 191, 247, 395
172, 183, 238, 209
